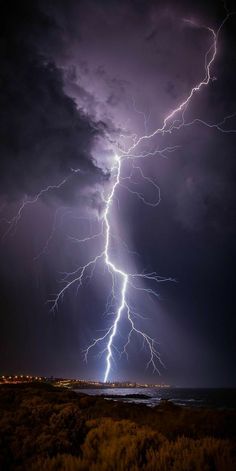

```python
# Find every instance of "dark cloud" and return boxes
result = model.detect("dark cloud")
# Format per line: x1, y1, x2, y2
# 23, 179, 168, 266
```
0, 0, 235, 386
0, 1, 106, 203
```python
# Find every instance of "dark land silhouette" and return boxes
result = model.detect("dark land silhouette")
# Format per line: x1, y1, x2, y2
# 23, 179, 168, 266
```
0, 382, 235, 470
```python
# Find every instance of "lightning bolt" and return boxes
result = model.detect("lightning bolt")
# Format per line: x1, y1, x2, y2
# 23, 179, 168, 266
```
82, 16, 236, 382
1, 176, 70, 240
2, 13, 235, 382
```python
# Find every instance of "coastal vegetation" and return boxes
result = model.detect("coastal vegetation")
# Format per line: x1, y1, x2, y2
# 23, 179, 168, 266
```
0, 383, 235, 470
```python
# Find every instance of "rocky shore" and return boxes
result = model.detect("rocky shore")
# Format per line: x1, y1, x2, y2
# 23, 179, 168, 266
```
0, 383, 235, 470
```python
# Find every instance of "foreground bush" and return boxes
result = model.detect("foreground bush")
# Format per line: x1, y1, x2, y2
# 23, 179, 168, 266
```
31, 421, 235, 471
0, 384, 235, 470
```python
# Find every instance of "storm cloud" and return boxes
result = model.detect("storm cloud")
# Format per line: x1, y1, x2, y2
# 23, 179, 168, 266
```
0, 0, 235, 386
0, 1, 107, 204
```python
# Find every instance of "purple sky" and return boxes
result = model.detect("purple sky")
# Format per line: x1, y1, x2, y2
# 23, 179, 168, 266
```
0, 0, 235, 386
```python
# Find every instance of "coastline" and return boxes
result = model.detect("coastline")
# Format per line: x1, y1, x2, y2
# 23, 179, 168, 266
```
0, 383, 235, 470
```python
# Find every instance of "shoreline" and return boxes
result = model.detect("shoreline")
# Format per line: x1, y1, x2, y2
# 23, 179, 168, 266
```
0, 383, 235, 470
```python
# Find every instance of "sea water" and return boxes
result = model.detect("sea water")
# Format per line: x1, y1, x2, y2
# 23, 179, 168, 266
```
74, 387, 236, 409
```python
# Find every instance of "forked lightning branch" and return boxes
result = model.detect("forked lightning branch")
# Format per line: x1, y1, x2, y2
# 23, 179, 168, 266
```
3, 14, 235, 382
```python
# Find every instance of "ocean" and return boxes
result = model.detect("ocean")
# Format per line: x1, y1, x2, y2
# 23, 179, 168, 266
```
74, 387, 236, 409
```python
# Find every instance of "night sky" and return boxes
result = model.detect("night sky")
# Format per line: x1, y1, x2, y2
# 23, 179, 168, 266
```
0, 0, 235, 387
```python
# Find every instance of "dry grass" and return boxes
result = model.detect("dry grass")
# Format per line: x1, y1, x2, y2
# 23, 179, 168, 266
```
0, 384, 235, 470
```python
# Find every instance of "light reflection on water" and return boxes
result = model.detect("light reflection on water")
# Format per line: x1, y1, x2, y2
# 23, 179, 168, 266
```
73, 387, 236, 409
